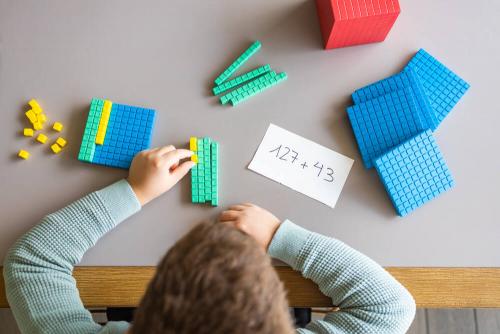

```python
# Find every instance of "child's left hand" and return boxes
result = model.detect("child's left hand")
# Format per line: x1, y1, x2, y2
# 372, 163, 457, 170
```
127, 145, 195, 206
219, 203, 281, 250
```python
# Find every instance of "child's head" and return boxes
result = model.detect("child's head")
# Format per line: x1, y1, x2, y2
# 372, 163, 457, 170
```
131, 221, 295, 334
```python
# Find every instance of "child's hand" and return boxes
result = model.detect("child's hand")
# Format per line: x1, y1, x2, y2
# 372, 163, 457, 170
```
127, 145, 195, 206
219, 203, 281, 250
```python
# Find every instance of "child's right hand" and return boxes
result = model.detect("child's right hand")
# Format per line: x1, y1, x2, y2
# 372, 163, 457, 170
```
127, 145, 195, 206
219, 203, 281, 250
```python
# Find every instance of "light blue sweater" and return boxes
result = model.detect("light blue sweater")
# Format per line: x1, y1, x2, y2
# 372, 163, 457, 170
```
4, 180, 415, 334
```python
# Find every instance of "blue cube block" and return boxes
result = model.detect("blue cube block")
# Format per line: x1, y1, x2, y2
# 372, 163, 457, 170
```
346, 88, 427, 168
352, 68, 438, 131
81, 99, 156, 169
405, 49, 470, 125
374, 130, 454, 216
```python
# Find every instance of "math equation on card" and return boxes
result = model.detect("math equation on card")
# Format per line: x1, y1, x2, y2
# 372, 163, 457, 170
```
248, 124, 354, 208
268, 144, 336, 183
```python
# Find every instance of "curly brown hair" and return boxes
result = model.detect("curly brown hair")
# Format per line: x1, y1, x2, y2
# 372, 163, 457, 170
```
131, 221, 294, 334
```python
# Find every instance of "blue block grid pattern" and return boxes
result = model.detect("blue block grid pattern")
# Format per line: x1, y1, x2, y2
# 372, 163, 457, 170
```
346, 88, 426, 168
352, 68, 438, 131
374, 130, 454, 216
93, 103, 155, 168
78, 99, 156, 169
405, 49, 470, 125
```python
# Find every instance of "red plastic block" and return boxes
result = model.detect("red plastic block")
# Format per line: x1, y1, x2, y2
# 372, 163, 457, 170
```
315, 0, 401, 49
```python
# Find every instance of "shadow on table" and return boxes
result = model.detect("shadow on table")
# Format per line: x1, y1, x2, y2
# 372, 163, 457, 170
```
259, 0, 323, 54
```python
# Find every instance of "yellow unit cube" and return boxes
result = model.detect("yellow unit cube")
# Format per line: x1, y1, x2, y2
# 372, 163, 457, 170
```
55, 137, 67, 147
38, 113, 47, 123
50, 143, 62, 154
23, 128, 34, 137
25, 110, 37, 124
189, 137, 198, 151
28, 99, 43, 114
52, 121, 63, 132
33, 122, 43, 130
36, 133, 48, 144
191, 154, 198, 163
18, 149, 30, 159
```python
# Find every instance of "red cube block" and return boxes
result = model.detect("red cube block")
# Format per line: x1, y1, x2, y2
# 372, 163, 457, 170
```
315, 0, 401, 49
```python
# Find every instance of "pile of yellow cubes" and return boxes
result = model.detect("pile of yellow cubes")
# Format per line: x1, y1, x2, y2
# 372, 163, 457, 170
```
18, 99, 67, 160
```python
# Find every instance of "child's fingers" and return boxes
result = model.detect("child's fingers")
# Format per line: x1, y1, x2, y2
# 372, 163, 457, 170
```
221, 221, 237, 228
219, 210, 241, 222
228, 205, 247, 211
171, 160, 195, 180
170, 162, 179, 171
138, 148, 154, 155
222, 221, 247, 234
221, 221, 249, 234
163, 149, 193, 167
156, 145, 176, 156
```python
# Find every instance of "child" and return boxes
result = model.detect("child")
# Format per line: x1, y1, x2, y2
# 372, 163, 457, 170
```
4, 145, 416, 334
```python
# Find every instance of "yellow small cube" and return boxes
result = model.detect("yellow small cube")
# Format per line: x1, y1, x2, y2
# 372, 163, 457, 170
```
36, 133, 48, 144
50, 143, 62, 154
28, 99, 43, 114
18, 149, 30, 159
191, 154, 198, 163
33, 122, 43, 130
55, 137, 67, 147
38, 113, 47, 123
189, 137, 197, 151
23, 128, 34, 137
95, 135, 104, 145
25, 110, 37, 124
52, 122, 63, 132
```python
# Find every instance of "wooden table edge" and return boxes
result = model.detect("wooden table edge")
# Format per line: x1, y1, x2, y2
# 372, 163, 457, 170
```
2, 267, 500, 308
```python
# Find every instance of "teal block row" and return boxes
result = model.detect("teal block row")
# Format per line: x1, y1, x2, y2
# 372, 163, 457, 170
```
231, 72, 288, 106
191, 138, 205, 204
210, 141, 219, 206
214, 41, 261, 86
203, 138, 212, 202
213, 64, 271, 95
190, 137, 219, 206
78, 98, 104, 163
220, 71, 277, 104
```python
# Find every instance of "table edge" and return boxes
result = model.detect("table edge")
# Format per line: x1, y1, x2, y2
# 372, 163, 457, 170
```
2, 267, 500, 308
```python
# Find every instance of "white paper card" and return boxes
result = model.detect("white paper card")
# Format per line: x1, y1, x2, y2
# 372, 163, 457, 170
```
248, 124, 354, 208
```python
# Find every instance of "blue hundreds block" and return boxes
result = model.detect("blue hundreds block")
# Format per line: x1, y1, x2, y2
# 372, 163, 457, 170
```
346, 88, 426, 168
352, 68, 438, 131
92, 103, 156, 169
374, 130, 454, 216
405, 49, 470, 125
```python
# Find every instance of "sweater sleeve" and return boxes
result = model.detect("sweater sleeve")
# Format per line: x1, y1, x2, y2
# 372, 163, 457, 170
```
268, 220, 416, 334
3, 179, 141, 334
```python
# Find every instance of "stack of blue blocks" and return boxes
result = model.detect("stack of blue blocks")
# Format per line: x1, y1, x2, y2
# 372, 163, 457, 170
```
347, 49, 470, 216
